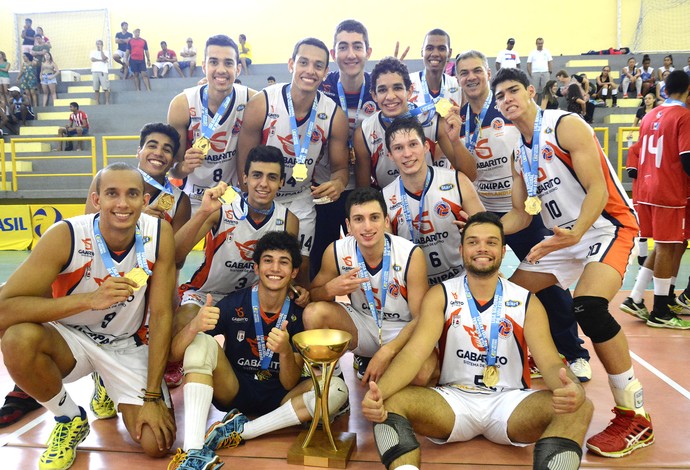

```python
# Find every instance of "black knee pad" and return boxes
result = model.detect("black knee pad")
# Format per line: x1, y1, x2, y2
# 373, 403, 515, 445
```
533, 437, 582, 470
373, 413, 420, 469
573, 296, 621, 343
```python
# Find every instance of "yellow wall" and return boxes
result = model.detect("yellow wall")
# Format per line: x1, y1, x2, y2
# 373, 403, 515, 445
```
2, 0, 645, 71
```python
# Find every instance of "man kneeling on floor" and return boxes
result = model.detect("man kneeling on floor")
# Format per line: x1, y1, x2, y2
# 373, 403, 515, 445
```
168, 229, 349, 469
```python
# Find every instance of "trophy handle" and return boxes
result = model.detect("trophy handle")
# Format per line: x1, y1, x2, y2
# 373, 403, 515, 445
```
301, 359, 338, 452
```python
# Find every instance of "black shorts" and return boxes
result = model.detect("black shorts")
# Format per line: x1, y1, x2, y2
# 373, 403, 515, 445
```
212, 371, 308, 415
129, 59, 147, 73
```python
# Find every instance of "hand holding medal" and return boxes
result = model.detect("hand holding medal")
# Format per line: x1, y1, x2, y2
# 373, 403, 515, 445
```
435, 98, 453, 117
125, 267, 149, 291
192, 136, 211, 156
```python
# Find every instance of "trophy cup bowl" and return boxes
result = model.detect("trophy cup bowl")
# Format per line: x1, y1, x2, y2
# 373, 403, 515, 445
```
288, 329, 356, 468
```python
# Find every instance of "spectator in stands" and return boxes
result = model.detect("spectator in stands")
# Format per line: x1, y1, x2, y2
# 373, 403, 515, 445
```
7, 86, 34, 127
656, 70, 671, 104
540, 79, 559, 109
684, 56, 690, 78
90, 40, 110, 105
0, 96, 19, 135
57, 102, 89, 151
20, 18, 35, 55
657, 54, 674, 81
152, 41, 184, 79
114, 21, 132, 79
495, 37, 520, 71
555, 69, 570, 95
179, 38, 197, 77
640, 54, 656, 96
36, 27, 50, 44
126, 28, 151, 92
595, 66, 618, 107
621, 56, 642, 98
238, 34, 252, 74
628, 92, 656, 140
566, 83, 586, 120
267, 76, 276, 85
31, 35, 51, 88
39, 51, 59, 107
526, 37, 552, 103
0, 51, 10, 106
16, 53, 38, 107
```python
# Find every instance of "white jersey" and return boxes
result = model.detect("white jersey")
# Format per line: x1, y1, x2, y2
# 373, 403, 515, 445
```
181, 83, 250, 205
51, 213, 161, 345
333, 234, 417, 329
384, 167, 466, 285
359, 111, 438, 189
409, 71, 461, 107
179, 197, 290, 305
460, 96, 520, 212
513, 110, 637, 231
150, 184, 184, 225
261, 83, 338, 202
438, 274, 531, 391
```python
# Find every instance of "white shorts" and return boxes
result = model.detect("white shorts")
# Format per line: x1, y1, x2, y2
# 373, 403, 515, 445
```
430, 386, 537, 445
0, 77, 9, 86
180, 289, 224, 307
337, 302, 404, 357
154, 62, 173, 70
52, 322, 171, 408
282, 195, 316, 257
114, 50, 127, 59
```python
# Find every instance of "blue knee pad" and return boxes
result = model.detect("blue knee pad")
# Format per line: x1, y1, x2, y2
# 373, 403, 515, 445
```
573, 296, 621, 343
373, 413, 420, 469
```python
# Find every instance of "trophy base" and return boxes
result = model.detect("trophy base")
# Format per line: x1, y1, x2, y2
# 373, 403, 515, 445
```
287, 430, 357, 468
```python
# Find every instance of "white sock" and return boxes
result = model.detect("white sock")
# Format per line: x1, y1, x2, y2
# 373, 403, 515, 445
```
183, 382, 214, 451
241, 400, 300, 440
609, 367, 645, 415
395, 466, 420, 470
631, 267, 653, 303
608, 366, 636, 390
39, 385, 80, 419
653, 277, 671, 296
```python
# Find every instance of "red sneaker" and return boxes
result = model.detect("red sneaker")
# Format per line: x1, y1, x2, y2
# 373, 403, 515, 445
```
586, 407, 654, 457
0, 387, 42, 427
164, 361, 184, 388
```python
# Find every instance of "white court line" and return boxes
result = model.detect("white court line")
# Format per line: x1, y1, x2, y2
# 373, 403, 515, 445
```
0, 411, 51, 447
631, 350, 690, 401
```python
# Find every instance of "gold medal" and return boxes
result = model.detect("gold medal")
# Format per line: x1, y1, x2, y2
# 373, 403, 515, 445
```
125, 267, 149, 291
292, 163, 308, 182
483, 365, 499, 388
254, 369, 272, 381
157, 193, 174, 211
435, 98, 453, 118
349, 146, 356, 166
524, 196, 542, 215
192, 136, 211, 156
218, 186, 237, 204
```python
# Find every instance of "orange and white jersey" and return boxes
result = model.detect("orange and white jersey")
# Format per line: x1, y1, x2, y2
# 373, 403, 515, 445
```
261, 83, 337, 202
51, 213, 160, 344
182, 83, 250, 204
179, 197, 290, 304
409, 71, 461, 107
149, 184, 184, 225
513, 110, 637, 231
438, 274, 531, 392
383, 167, 466, 285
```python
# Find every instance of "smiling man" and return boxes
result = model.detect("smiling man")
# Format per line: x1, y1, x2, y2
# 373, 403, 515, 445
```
409, 29, 461, 107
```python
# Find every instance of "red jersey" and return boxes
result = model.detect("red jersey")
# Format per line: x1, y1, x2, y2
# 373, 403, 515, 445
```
69, 110, 89, 128
157, 49, 177, 61
128, 37, 148, 61
636, 102, 690, 207
626, 139, 641, 202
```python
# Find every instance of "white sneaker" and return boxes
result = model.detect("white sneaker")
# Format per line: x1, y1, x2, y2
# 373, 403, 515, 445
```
568, 358, 592, 382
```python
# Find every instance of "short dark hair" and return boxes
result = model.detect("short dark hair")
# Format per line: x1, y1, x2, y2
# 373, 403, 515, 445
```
26, 18, 32, 24
121, 21, 127, 27
205, 34, 239, 62
245, 145, 285, 179
139, 122, 181, 157
69, 102, 79, 109
555, 69, 569, 79
492, 67, 531, 93
239, 34, 247, 41
253, 231, 302, 269
461, 211, 505, 246
95, 162, 143, 194
334, 19, 369, 49
292, 37, 330, 67
665, 70, 690, 96
425, 28, 451, 48
384, 117, 426, 152
371, 56, 411, 93
267, 75, 276, 81
345, 187, 387, 218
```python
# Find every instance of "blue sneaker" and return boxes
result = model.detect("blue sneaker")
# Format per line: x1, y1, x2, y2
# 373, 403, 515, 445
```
204, 409, 248, 451
168, 446, 223, 470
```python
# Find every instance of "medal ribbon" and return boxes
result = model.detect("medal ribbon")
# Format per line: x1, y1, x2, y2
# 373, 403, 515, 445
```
93, 215, 152, 278
519, 107, 543, 198
355, 235, 391, 332
200, 85, 234, 140
286, 84, 318, 168
664, 98, 687, 107
463, 275, 503, 367
464, 91, 493, 153
138, 169, 174, 195
337, 79, 366, 148
399, 167, 431, 243
251, 284, 291, 370
380, 100, 438, 125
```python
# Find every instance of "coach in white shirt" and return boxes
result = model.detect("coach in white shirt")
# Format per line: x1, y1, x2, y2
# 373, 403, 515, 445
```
527, 37, 553, 102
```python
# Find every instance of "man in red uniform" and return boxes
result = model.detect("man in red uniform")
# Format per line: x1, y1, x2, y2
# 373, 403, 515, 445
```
126, 28, 151, 91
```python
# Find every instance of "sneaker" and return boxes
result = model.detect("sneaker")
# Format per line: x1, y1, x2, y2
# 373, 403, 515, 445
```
0, 386, 42, 427
619, 297, 650, 321
586, 407, 653, 457
528, 355, 542, 379
165, 361, 184, 388
204, 409, 248, 451
39, 407, 90, 470
353, 355, 371, 381
168, 446, 223, 470
90, 373, 116, 420
568, 358, 592, 382
646, 312, 690, 329
675, 292, 690, 315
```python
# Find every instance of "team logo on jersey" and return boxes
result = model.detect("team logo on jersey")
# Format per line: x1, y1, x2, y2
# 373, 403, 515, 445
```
322, 84, 331, 93
142, 236, 151, 245
363, 101, 376, 115
388, 279, 401, 298
450, 308, 462, 328
498, 318, 513, 338
504, 300, 522, 308
412, 211, 435, 235
237, 330, 245, 342
317, 112, 328, 120
82, 238, 92, 250
541, 146, 553, 161
343, 256, 353, 267
452, 291, 458, 300
370, 130, 381, 144
232, 118, 242, 135
449, 86, 459, 93
235, 306, 245, 317
276, 218, 284, 226
491, 118, 504, 131
236, 240, 257, 261
393, 264, 402, 272
656, 111, 663, 119
653, 122, 660, 130
439, 183, 454, 191
311, 127, 323, 143
246, 337, 260, 357
225, 209, 235, 221
187, 292, 203, 304
434, 201, 450, 218
84, 264, 91, 280
389, 195, 398, 205
224, 227, 237, 243
190, 106, 198, 118
463, 324, 486, 351
237, 104, 246, 112
544, 127, 553, 134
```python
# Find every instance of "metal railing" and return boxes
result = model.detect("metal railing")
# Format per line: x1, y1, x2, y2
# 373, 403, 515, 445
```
1, 139, 5, 190
616, 127, 639, 181
102, 135, 139, 166
592, 126, 610, 156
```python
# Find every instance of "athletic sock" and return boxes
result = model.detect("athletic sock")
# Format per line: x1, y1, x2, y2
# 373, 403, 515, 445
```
183, 382, 214, 451
630, 267, 653, 303
241, 399, 300, 440
652, 277, 672, 314
39, 385, 80, 419
609, 366, 646, 416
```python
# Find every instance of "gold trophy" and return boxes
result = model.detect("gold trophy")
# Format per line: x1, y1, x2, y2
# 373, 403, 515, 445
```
288, 329, 356, 468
